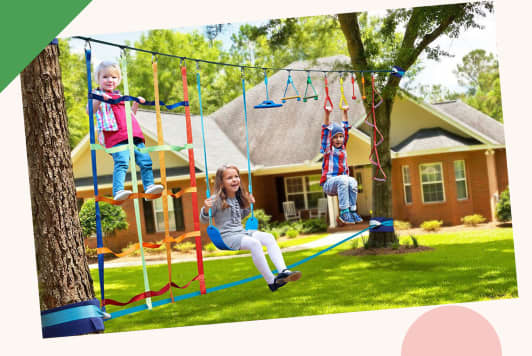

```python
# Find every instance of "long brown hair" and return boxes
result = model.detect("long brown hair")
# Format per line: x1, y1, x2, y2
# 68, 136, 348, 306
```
212, 165, 251, 209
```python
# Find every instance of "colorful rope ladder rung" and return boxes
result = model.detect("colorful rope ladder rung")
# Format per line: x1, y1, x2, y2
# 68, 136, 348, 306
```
95, 186, 197, 206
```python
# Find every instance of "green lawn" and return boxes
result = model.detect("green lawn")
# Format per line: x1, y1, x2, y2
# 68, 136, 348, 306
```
95, 228, 518, 333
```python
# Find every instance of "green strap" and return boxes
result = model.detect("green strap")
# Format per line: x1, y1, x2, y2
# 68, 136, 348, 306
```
91, 143, 192, 154
121, 54, 152, 310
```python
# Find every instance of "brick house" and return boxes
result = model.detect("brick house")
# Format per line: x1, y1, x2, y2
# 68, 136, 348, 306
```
72, 56, 508, 250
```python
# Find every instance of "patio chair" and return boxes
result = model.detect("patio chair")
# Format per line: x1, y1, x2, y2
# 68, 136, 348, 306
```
282, 201, 301, 222
309, 197, 328, 219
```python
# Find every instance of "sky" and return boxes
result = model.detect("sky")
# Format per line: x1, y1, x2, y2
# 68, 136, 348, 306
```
68, 10, 498, 96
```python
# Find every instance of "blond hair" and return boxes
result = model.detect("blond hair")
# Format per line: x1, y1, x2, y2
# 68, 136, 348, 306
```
95, 60, 122, 83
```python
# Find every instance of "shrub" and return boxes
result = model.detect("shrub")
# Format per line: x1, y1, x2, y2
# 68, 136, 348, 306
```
496, 187, 512, 222
204, 243, 217, 252
302, 218, 328, 234
85, 246, 98, 258
461, 214, 487, 226
361, 236, 370, 249
271, 230, 280, 240
286, 229, 299, 239
410, 235, 419, 248
243, 209, 271, 230
394, 220, 412, 230
351, 239, 359, 249
79, 199, 128, 238
420, 220, 443, 232
174, 241, 195, 253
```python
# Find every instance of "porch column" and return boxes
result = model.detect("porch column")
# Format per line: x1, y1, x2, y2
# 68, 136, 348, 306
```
485, 149, 499, 221
327, 195, 339, 228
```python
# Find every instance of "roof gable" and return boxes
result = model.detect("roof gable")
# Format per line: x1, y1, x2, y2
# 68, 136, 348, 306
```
391, 127, 482, 153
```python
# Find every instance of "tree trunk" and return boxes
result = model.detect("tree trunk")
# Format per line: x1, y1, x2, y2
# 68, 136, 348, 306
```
21, 43, 95, 311
368, 92, 395, 247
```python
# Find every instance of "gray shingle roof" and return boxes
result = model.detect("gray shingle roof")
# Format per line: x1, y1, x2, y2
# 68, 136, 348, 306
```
430, 100, 505, 144
391, 127, 482, 153
135, 109, 250, 172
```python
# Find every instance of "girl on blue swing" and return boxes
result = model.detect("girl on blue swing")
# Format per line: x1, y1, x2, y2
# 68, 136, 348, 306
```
200, 164, 301, 292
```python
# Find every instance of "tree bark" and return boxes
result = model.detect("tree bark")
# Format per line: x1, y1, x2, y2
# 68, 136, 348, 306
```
21, 43, 95, 311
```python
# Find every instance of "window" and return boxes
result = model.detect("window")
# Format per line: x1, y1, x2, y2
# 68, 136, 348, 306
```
419, 163, 445, 203
454, 160, 468, 200
402, 166, 412, 204
153, 197, 176, 232
285, 175, 324, 210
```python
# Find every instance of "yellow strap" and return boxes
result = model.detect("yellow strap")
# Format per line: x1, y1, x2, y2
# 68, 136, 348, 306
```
339, 77, 349, 110
280, 95, 301, 100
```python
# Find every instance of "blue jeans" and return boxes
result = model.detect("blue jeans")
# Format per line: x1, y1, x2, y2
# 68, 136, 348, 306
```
111, 143, 155, 196
322, 175, 358, 211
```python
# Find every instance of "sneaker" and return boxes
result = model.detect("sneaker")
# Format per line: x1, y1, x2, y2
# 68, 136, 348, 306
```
351, 211, 363, 223
338, 210, 356, 225
113, 190, 132, 201
275, 269, 302, 284
268, 280, 287, 292
144, 184, 164, 200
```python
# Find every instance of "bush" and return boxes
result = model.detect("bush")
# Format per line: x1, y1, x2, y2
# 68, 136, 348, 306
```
496, 187, 512, 222
85, 246, 98, 258
243, 209, 272, 230
79, 199, 128, 238
461, 214, 486, 226
286, 229, 299, 239
420, 220, 443, 232
271, 230, 280, 240
351, 239, 359, 249
394, 220, 412, 230
174, 241, 195, 253
410, 235, 419, 248
204, 243, 217, 252
301, 218, 328, 234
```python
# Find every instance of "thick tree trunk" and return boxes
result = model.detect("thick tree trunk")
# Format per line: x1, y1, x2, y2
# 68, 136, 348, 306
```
21, 43, 94, 311
368, 93, 395, 247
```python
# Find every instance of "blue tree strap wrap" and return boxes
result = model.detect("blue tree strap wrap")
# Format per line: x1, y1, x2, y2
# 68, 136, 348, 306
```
369, 217, 394, 232
41, 299, 105, 338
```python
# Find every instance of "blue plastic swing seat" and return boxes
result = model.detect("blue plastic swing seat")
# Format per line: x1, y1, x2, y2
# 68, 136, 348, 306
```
207, 225, 233, 251
254, 100, 283, 109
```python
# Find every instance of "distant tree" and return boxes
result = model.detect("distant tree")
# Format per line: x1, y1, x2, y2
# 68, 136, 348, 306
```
496, 187, 511, 222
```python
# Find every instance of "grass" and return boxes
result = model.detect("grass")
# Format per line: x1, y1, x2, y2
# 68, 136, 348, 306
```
202, 233, 328, 257
94, 227, 517, 333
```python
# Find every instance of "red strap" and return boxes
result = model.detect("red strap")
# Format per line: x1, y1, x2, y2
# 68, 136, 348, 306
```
351, 74, 357, 100
323, 76, 333, 110
367, 74, 386, 181
102, 276, 201, 306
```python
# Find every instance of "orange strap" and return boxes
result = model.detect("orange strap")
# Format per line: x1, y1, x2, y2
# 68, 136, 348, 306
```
97, 231, 201, 257
94, 186, 197, 205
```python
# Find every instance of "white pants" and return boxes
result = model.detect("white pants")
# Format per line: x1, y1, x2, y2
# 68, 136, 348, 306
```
240, 231, 287, 284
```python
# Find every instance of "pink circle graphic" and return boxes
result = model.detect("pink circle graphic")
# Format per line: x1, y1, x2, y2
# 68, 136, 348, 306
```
402, 305, 502, 356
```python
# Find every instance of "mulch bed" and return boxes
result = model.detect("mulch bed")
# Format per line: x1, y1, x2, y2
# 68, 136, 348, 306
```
340, 245, 434, 256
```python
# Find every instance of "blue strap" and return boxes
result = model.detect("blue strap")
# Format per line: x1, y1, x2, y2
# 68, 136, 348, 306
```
41, 299, 106, 338
108, 225, 376, 320
85, 49, 106, 310
391, 66, 405, 78
241, 75, 255, 218
88, 93, 188, 109
369, 217, 394, 232
42, 304, 108, 328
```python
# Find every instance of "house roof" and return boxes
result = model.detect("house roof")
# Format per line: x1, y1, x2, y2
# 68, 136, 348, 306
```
391, 127, 482, 153
209, 55, 366, 166
430, 100, 505, 145
132, 109, 249, 172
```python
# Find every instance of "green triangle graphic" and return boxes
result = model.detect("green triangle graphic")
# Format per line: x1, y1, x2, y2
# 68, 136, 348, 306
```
0, 1, 91, 93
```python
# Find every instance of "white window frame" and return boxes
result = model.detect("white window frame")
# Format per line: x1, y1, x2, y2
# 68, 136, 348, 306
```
402, 165, 413, 205
152, 197, 176, 232
284, 175, 323, 210
454, 160, 469, 200
419, 162, 446, 204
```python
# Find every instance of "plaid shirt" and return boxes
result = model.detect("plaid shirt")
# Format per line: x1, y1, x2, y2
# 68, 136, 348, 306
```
93, 89, 119, 145
320, 121, 351, 185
